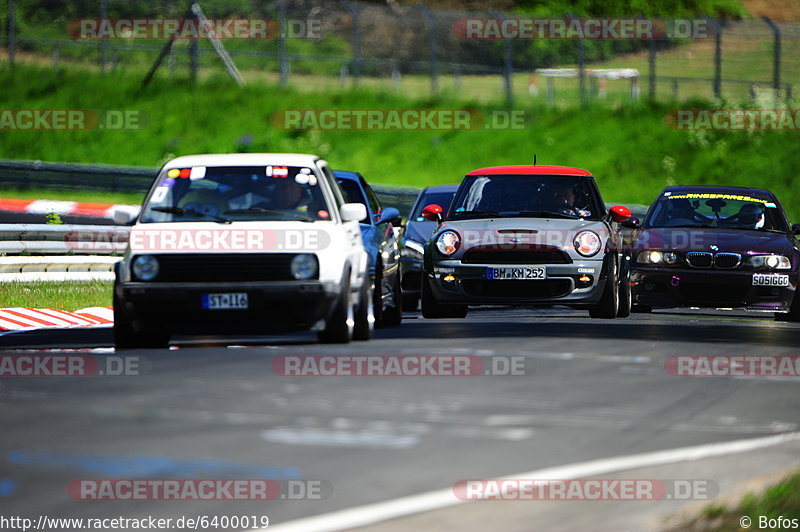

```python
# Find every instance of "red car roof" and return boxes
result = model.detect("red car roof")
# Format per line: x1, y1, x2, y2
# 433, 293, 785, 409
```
467, 165, 592, 176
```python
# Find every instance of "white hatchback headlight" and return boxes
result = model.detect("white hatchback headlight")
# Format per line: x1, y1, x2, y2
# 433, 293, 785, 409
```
132, 255, 159, 281
435, 231, 461, 256
573, 231, 601, 257
291, 254, 319, 280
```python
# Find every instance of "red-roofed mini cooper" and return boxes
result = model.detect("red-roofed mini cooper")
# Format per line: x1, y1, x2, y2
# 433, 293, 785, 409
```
421, 165, 634, 319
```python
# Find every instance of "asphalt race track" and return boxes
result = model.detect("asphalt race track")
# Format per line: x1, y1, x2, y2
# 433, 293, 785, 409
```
2, 307, 800, 531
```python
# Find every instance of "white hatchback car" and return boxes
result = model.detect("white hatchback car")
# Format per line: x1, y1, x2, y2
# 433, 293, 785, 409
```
113, 153, 372, 348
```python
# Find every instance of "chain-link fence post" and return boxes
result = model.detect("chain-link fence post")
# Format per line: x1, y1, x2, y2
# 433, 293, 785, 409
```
762, 16, 781, 106
7, 0, 16, 66
340, 0, 360, 88
492, 10, 513, 106
707, 18, 722, 100
417, 3, 438, 94
648, 33, 656, 98
568, 13, 586, 105
279, 0, 289, 87
100, 0, 108, 73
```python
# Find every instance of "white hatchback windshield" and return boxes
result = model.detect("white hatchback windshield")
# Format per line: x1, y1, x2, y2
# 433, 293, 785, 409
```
140, 165, 332, 223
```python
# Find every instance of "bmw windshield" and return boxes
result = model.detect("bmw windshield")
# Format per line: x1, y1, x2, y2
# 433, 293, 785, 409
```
140, 165, 333, 223
644, 190, 788, 232
448, 175, 603, 221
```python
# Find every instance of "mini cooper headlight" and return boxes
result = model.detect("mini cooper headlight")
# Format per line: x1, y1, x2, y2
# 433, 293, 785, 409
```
291, 254, 319, 280
132, 255, 159, 281
573, 231, 601, 257
435, 231, 461, 256
748, 254, 791, 270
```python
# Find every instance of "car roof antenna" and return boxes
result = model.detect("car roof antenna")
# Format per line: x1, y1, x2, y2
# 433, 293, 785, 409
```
533, 154, 537, 165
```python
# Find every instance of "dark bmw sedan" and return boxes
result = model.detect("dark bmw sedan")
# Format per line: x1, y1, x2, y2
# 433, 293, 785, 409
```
630, 185, 800, 320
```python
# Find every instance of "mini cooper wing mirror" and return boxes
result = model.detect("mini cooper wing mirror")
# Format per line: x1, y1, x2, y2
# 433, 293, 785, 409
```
792, 223, 800, 235
340, 202, 368, 222
609, 205, 632, 224
621, 216, 641, 229
376, 207, 402, 225
421, 204, 443, 222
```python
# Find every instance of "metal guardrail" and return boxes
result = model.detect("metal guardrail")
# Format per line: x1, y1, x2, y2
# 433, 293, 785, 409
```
0, 224, 129, 255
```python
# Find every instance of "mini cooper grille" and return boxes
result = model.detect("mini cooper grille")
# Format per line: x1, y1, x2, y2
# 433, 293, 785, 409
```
461, 247, 572, 265
462, 279, 572, 298
150, 253, 303, 282
685, 252, 713, 268
714, 253, 742, 269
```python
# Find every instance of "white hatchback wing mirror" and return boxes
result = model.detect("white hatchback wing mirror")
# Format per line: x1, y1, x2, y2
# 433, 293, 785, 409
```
340, 203, 367, 222
112, 206, 140, 225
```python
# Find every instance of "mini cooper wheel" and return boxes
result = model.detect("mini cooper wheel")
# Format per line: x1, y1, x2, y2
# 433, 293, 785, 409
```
421, 277, 467, 319
589, 259, 619, 319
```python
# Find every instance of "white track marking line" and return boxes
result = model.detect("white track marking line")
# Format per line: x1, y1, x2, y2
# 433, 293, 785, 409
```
264, 431, 800, 532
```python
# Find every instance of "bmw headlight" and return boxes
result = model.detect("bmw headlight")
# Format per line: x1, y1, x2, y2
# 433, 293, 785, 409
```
636, 250, 678, 265
748, 254, 791, 270
573, 231, 601, 257
291, 254, 319, 280
435, 231, 461, 256
404, 240, 425, 260
132, 255, 159, 281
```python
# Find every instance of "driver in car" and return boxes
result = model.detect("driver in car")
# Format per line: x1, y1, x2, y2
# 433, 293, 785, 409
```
556, 187, 591, 217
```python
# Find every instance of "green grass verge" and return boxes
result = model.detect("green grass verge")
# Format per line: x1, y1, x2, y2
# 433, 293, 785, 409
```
0, 281, 112, 310
688, 470, 800, 531
1, 63, 800, 220
0, 187, 143, 205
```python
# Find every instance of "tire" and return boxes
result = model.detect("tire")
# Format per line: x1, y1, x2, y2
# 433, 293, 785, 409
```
380, 270, 403, 327
776, 292, 800, 322
589, 257, 619, 319
353, 276, 374, 341
617, 258, 632, 318
318, 271, 354, 343
402, 294, 419, 312
421, 277, 467, 319
113, 289, 169, 350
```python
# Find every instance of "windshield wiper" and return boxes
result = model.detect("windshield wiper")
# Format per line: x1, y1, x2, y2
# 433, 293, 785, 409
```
223, 207, 313, 222
150, 206, 231, 224
514, 210, 579, 219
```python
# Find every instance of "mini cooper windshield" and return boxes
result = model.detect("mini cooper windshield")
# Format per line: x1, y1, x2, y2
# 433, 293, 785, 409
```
140, 165, 332, 223
644, 190, 788, 232
448, 175, 602, 221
